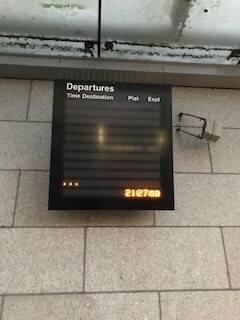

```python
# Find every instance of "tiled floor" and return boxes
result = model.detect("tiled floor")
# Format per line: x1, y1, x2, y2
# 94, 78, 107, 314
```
0, 79, 240, 319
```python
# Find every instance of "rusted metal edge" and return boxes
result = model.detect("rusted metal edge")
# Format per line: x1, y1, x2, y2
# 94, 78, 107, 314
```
1, 35, 240, 66
0, 35, 97, 58
101, 41, 240, 65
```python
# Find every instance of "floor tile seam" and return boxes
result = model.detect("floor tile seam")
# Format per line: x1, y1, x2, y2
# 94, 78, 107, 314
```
0, 297, 4, 320
207, 141, 214, 173
11, 170, 21, 227
2, 169, 240, 175
26, 80, 33, 121
0, 120, 51, 124
158, 292, 163, 320
82, 227, 87, 292
220, 227, 232, 289
0, 226, 233, 230
0, 169, 50, 173
2, 288, 240, 298
175, 172, 240, 175
153, 210, 156, 226
0, 122, 239, 129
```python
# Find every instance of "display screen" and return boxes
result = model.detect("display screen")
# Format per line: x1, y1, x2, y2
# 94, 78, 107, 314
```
49, 81, 174, 210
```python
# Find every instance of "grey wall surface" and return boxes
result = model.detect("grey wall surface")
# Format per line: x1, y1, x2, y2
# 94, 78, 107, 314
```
0, 79, 240, 319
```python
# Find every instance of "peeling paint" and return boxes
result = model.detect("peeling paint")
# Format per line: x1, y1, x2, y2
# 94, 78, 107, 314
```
0, 35, 97, 58
171, 0, 197, 42
101, 41, 239, 65
41, 3, 84, 10
0, 34, 239, 65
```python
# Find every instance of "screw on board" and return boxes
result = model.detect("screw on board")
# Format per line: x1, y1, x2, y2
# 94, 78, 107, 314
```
227, 49, 240, 65
84, 41, 95, 57
104, 41, 114, 51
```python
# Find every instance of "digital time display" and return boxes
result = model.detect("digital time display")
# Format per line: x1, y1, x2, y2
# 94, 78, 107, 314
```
49, 80, 174, 210
124, 189, 161, 198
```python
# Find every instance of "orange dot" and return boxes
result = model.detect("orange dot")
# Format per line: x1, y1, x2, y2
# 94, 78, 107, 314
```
69, 182, 73, 187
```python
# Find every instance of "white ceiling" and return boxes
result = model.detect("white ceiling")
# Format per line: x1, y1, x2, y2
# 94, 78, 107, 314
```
0, 0, 98, 39
102, 0, 175, 43
0, 0, 239, 63
180, 0, 240, 47
102, 0, 240, 47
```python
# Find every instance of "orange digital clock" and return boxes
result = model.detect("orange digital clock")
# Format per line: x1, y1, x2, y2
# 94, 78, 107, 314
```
124, 189, 161, 198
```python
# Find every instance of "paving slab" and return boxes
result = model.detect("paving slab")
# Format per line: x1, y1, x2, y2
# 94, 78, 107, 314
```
0, 171, 19, 226
15, 171, 89, 227
0, 228, 84, 294
85, 228, 228, 291
0, 296, 2, 317
15, 171, 154, 226
28, 80, 53, 122
223, 228, 240, 288
172, 87, 240, 128
156, 174, 240, 226
0, 79, 31, 120
3, 293, 159, 320
86, 211, 154, 226
0, 122, 51, 170
173, 129, 211, 172
161, 291, 240, 320
210, 129, 240, 173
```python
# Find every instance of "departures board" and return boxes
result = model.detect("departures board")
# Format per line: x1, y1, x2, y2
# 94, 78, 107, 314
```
49, 81, 174, 210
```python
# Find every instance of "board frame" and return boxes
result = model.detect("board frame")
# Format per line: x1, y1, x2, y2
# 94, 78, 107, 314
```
49, 80, 174, 210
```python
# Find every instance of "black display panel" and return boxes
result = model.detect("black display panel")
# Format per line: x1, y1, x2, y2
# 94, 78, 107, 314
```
49, 81, 174, 210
